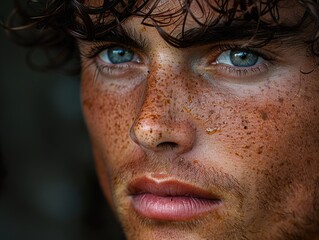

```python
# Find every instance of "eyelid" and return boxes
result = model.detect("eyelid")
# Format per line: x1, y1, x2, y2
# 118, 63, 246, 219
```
81, 42, 129, 59
79, 36, 145, 58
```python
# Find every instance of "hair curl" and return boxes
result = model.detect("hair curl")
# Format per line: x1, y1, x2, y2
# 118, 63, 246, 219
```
3, 0, 319, 72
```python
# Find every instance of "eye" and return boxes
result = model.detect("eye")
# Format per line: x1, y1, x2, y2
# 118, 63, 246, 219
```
216, 49, 262, 67
98, 46, 139, 64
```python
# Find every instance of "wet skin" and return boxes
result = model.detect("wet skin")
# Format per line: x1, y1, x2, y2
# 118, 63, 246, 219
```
79, 1, 319, 239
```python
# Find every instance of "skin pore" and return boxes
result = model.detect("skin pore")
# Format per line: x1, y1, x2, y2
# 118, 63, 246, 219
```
79, 0, 319, 239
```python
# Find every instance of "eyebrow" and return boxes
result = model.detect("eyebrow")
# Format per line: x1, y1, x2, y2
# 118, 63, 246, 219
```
174, 23, 306, 48
95, 22, 306, 49
95, 26, 149, 49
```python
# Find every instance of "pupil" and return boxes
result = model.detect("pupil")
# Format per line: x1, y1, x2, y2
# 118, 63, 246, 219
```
118, 50, 125, 56
238, 52, 247, 59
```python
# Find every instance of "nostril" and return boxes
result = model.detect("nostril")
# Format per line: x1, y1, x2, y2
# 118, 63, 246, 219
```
157, 142, 178, 149
130, 117, 195, 154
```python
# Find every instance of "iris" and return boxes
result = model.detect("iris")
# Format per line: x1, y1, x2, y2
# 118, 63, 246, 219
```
100, 47, 134, 64
230, 50, 259, 67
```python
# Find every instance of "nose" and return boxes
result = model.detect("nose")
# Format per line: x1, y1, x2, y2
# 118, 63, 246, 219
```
130, 69, 196, 155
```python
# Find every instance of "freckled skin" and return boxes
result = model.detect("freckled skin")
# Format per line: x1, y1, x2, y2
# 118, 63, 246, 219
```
80, 2, 319, 240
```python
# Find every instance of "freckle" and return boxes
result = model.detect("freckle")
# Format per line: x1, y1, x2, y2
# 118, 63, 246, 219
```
193, 160, 199, 164
260, 111, 268, 120
243, 126, 248, 130
257, 146, 263, 154
278, 97, 284, 103
306, 157, 312, 165
82, 99, 93, 110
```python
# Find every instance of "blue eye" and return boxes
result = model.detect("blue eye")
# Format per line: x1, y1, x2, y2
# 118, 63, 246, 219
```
99, 46, 135, 64
230, 50, 259, 67
217, 50, 261, 67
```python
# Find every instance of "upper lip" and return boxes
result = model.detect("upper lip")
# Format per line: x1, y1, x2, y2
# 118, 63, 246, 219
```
128, 176, 221, 200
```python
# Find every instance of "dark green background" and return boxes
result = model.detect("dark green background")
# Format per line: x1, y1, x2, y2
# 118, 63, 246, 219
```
0, 2, 124, 239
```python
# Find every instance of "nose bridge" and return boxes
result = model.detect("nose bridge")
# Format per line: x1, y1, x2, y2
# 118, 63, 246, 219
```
141, 64, 175, 120
139, 48, 188, 123
134, 63, 178, 136
130, 57, 196, 154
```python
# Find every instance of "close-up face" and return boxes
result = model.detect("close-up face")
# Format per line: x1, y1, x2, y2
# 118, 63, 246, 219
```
79, 0, 319, 239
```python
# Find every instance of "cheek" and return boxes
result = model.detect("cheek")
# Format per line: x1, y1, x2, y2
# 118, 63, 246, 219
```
224, 100, 319, 162
185, 71, 319, 210
224, 75, 319, 227
201, 75, 319, 163
81, 83, 137, 156
80, 72, 143, 203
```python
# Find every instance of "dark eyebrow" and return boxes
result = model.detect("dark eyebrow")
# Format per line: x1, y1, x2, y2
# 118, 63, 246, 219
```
95, 26, 148, 49
164, 23, 306, 48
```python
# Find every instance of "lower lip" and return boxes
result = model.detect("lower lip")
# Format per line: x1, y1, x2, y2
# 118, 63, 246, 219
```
131, 193, 221, 221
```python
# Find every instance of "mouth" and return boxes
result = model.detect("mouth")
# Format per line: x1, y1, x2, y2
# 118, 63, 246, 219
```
128, 176, 222, 221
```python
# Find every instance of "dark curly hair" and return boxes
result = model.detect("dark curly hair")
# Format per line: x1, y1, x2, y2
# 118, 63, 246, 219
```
3, 0, 319, 72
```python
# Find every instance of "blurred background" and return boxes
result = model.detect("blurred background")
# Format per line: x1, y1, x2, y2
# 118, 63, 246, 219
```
0, 2, 124, 240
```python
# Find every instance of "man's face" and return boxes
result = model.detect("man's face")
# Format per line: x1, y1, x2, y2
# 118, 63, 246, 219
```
79, 0, 319, 239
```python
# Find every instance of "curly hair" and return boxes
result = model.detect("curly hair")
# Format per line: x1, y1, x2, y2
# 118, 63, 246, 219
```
3, 0, 319, 72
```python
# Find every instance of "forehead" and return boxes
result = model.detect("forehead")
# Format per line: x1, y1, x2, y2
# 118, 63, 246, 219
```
80, 0, 308, 45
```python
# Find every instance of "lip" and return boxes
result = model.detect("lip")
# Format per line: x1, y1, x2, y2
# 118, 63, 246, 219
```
129, 176, 222, 221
